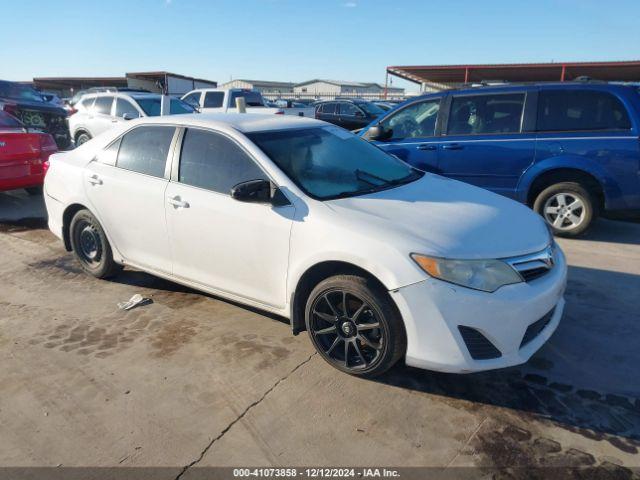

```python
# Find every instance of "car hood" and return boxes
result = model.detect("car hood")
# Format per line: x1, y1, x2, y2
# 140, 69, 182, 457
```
324, 174, 550, 260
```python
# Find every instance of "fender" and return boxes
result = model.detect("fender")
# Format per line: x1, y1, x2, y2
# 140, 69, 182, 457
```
286, 249, 423, 303
516, 155, 621, 207
286, 250, 425, 335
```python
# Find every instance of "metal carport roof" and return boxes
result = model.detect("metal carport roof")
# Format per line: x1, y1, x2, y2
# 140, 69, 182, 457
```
387, 60, 640, 88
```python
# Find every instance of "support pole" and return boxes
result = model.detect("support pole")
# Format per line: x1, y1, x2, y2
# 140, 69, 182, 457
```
560, 65, 566, 81
383, 70, 389, 100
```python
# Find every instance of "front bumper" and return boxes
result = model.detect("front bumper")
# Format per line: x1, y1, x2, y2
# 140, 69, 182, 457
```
390, 247, 567, 373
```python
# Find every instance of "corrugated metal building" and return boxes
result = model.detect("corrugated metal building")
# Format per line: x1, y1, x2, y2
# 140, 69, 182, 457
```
219, 79, 295, 95
31, 71, 217, 97
293, 79, 404, 96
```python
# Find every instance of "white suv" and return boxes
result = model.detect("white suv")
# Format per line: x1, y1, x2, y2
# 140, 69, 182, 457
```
68, 92, 195, 146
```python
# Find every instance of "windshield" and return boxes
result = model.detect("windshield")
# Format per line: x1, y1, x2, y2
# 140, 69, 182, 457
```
248, 126, 423, 200
135, 97, 196, 116
0, 81, 45, 103
358, 102, 385, 116
230, 91, 265, 107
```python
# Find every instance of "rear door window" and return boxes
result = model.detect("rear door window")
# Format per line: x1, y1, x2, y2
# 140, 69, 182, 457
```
229, 91, 264, 107
320, 103, 337, 115
179, 128, 266, 194
447, 93, 525, 135
116, 126, 175, 177
203, 92, 224, 108
537, 90, 631, 132
93, 96, 114, 115
115, 98, 140, 118
80, 97, 95, 111
338, 103, 359, 116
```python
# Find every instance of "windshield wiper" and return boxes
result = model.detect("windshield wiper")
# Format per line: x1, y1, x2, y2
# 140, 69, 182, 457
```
330, 169, 425, 201
355, 169, 389, 186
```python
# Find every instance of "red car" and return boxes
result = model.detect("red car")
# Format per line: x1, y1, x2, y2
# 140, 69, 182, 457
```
0, 111, 57, 194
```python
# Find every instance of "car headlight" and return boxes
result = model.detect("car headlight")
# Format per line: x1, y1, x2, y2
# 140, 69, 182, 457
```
411, 254, 523, 292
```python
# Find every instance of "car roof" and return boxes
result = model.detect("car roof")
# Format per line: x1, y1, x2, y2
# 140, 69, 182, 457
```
409, 81, 637, 102
131, 113, 324, 133
83, 92, 165, 100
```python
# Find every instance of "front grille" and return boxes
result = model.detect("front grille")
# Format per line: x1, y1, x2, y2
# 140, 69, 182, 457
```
519, 266, 550, 282
458, 326, 502, 360
520, 308, 555, 348
506, 245, 555, 283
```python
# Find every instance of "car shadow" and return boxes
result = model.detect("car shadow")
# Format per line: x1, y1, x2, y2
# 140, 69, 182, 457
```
579, 218, 640, 246
374, 264, 640, 450
107, 269, 290, 326
110, 261, 640, 450
0, 190, 47, 224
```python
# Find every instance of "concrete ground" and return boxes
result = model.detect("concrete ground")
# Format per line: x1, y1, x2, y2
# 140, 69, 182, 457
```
0, 190, 639, 478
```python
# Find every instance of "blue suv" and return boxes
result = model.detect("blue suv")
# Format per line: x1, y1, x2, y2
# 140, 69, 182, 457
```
362, 83, 640, 236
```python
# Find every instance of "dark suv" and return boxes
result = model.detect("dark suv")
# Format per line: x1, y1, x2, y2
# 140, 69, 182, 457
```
362, 82, 640, 236
315, 99, 385, 130
0, 80, 71, 150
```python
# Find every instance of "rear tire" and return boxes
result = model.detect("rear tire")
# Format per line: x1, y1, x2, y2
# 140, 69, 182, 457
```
75, 132, 91, 146
69, 209, 122, 278
305, 275, 406, 377
533, 182, 595, 237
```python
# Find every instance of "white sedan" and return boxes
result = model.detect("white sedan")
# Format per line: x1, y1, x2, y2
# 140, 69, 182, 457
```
44, 114, 567, 376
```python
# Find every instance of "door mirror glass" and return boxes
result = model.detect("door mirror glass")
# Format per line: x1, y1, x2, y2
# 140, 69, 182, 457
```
366, 125, 392, 141
231, 179, 273, 204
231, 179, 290, 206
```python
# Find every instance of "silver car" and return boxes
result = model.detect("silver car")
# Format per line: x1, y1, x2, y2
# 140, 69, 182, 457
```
68, 92, 196, 146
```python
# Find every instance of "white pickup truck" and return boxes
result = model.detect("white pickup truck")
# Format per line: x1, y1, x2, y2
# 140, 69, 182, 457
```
181, 88, 315, 117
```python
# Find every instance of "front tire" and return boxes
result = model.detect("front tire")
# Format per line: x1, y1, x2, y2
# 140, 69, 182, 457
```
534, 182, 595, 237
69, 209, 122, 278
305, 275, 406, 377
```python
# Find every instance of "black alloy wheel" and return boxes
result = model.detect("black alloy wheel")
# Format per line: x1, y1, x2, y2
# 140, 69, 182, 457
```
305, 275, 405, 377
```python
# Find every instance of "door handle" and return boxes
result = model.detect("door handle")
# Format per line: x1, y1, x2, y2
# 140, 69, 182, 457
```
417, 144, 437, 151
167, 196, 189, 208
87, 174, 103, 185
442, 143, 463, 150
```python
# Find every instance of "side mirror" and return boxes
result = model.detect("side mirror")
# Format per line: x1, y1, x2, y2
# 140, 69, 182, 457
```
365, 125, 392, 141
122, 113, 135, 120
231, 179, 289, 206
354, 110, 364, 117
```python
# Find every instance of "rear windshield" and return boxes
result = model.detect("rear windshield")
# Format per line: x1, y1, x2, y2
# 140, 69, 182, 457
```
135, 97, 196, 116
229, 91, 265, 107
0, 111, 23, 128
0, 81, 45, 103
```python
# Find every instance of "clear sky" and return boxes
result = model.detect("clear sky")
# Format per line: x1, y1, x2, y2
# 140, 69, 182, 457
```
2, 0, 639, 92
